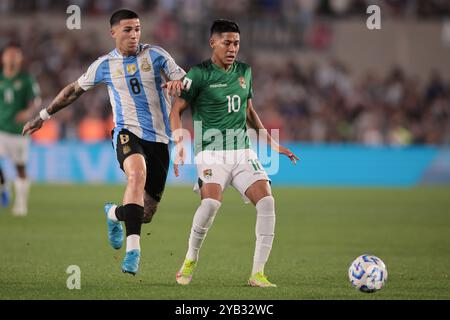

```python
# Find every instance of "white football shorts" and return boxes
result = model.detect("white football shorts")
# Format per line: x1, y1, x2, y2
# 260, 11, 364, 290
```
0, 131, 30, 165
193, 149, 270, 203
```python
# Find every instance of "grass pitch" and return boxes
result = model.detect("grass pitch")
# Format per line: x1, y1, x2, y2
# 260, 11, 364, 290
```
0, 184, 449, 300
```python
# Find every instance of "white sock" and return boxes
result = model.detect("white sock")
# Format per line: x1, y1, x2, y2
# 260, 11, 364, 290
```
14, 178, 30, 212
126, 234, 140, 252
252, 196, 276, 276
107, 205, 119, 222
186, 198, 221, 261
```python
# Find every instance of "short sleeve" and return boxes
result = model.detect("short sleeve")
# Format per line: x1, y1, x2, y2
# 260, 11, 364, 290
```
151, 46, 186, 81
180, 67, 201, 104
77, 56, 107, 91
161, 53, 186, 81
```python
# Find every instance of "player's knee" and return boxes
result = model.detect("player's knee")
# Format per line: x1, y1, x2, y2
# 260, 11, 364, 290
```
126, 169, 146, 190
256, 196, 275, 214
201, 198, 221, 217
256, 196, 275, 238
192, 198, 221, 232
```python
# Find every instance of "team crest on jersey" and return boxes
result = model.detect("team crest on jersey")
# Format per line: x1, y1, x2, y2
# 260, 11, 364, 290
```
238, 77, 246, 89
126, 63, 137, 75
140, 58, 151, 72
203, 169, 213, 179
14, 80, 22, 90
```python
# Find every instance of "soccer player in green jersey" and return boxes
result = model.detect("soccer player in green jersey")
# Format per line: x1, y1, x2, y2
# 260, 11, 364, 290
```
170, 20, 299, 287
0, 43, 41, 215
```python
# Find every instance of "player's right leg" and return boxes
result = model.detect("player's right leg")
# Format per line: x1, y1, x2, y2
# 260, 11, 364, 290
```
176, 182, 223, 285
119, 153, 146, 275
105, 129, 146, 275
12, 164, 30, 216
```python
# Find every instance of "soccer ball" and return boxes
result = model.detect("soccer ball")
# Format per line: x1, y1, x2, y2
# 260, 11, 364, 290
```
348, 254, 388, 293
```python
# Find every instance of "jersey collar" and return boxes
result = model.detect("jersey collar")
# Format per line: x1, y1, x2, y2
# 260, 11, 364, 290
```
113, 43, 144, 58
210, 59, 236, 74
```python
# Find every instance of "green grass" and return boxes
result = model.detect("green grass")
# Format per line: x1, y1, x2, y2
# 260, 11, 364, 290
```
0, 185, 449, 299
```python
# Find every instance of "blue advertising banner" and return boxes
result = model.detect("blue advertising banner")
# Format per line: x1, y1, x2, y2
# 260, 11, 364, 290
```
0, 142, 447, 186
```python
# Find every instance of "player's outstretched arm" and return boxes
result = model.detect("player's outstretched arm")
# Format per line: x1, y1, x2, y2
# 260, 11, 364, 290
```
22, 81, 85, 136
169, 96, 189, 177
246, 99, 299, 165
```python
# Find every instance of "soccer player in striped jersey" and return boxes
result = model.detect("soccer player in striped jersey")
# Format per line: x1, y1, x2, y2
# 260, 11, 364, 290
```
170, 20, 299, 287
23, 9, 186, 275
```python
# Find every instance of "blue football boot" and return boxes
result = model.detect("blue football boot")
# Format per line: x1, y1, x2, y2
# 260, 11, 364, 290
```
122, 249, 141, 275
104, 203, 124, 250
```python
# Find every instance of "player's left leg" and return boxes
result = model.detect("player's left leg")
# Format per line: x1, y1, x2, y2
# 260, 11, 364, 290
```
106, 129, 148, 275
231, 149, 276, 287
119, 153, 147, 275
141, 141, 170, 224
12, 164, 30, 216
245, 180, 277, 287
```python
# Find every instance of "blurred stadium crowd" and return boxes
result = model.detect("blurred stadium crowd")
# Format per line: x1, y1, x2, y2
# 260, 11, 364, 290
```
1, 0, 449, 145
2, 0, 450, 18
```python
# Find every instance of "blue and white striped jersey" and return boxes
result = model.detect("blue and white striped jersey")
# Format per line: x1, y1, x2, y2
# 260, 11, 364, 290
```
77, 43, 186, 144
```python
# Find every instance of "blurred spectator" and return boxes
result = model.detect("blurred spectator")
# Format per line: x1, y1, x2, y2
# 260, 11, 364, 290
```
30, 119, 60, 144
78, 108, 108, 143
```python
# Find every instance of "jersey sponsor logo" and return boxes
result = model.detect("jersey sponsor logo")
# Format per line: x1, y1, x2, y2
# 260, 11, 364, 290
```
183, 77, 192, 91
210, 83, 227, 88
140, 58, 151, 72
126, 63, 137, 76
238, 77, 247, 89
203, 169, 212, 179
14, 80, 22, 90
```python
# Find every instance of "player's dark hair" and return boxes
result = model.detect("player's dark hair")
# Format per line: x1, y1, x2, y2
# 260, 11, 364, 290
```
2, 42, 22, 51
210, 19, 240, 36
110, 9, 139, 27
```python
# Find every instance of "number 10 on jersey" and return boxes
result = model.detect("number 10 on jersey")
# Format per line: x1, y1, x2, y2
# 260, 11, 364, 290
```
227, 95, 241, 113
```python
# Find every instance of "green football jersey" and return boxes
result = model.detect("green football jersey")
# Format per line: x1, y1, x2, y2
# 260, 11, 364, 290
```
180, 59, 253, 154
0, 71, 40, 134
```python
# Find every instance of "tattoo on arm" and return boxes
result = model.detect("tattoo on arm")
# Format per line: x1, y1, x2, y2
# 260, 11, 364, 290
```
47, 81, 85, 115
